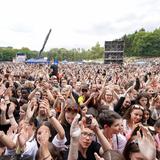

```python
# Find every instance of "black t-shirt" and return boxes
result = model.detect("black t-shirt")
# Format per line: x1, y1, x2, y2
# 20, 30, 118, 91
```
78, 141, 101, 160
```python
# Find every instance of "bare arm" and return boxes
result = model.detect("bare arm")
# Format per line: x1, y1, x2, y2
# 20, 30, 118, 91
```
28, 88, 39, 100
48, 114, 65, 140
0, 100, 10, 125
8, 102, 18, 126
0, 131, 16, 149
68, 114, 81, 160
92, 118, 112, 155
44, 100, 65, 140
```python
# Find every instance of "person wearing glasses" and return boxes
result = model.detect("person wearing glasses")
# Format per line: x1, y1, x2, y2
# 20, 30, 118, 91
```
78, 83, 90, 107
68, 114, 112, 160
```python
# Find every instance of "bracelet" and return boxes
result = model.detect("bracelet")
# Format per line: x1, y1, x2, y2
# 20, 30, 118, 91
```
9, 116, 14, 119
43, 154, 51, 160
48, 115, 54, 119
24, 121, 29, 124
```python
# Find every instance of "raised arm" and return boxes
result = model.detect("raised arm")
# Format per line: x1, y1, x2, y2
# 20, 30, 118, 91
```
42, 100, 65, 140
7, 102, 18, 126
68, 114, 81, 160
0, 99, 10, 125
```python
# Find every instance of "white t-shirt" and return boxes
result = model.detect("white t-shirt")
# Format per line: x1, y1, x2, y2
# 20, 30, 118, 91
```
112, 133, 127, 153
5, 134, 38, 160
52, 134, 67, 149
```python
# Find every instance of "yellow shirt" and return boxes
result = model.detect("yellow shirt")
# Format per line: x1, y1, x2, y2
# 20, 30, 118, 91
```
78, 96, 85, 105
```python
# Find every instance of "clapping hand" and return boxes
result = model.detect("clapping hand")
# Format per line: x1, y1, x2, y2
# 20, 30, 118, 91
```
25, 99, 38, 122
7, 125, 18, 139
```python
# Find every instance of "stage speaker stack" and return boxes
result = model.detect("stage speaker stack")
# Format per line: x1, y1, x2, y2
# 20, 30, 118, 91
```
104, 40, 124, 64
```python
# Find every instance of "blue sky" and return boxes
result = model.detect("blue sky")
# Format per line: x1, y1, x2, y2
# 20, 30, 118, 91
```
0, 0, 159, 51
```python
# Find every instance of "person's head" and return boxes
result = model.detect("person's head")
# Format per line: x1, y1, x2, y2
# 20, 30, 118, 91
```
36, 142, 62, 160
50, 64, 58, 77
91, 83, 98, 92
16, 87, 22, 97
154, 119, 160, 134
95, 76, 101, 84
143, 108, 151, 122
41, 90, 48, 100
50, 75, 58, 84
79, 127, 95, 149
104, 90, 113, 103
61, 78, 67, 88
146, 86, 154, 98
60, 87, 69, 99
123, 98, 131, 108
75, 81, 81, 92
98, 110, 122, 135
64, 99, 79, 125
136, 93, 150, 108
19, 104, 28, 120
35, 91, 42, 100
123, 104, 144, 124
36, 121, 56, 141
81, 83, 89, 96
36, 124, 51, 144
130, 89, 138, 100
81, 105, 88, 117
21, 88, 29, 99
152, 95, 160, 109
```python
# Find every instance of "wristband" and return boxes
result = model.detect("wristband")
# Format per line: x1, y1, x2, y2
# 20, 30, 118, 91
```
49, 115, 54, 119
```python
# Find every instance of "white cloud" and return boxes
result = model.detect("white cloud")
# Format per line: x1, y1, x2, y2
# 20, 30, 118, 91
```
0, 0, 159, 50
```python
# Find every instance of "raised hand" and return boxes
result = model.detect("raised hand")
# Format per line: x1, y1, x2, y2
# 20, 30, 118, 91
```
39, 99, 51, 117
70, 114, 81, 140
94, 153, 104, 160
8, 102, 15, 117
25, 100, 38, 122
18, 122, 30, 148
0, 98, 7, 113
137, 126, 156, 160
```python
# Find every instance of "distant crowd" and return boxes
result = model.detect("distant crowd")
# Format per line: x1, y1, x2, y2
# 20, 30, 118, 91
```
0, 59, 160, 160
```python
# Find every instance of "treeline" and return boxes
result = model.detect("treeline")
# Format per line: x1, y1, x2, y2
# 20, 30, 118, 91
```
123, 27, 160, 57
0, 27, 160, 61
0, 43, 104, 61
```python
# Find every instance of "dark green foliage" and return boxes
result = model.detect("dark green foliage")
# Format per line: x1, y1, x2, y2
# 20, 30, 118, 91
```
124, 27, 160, 57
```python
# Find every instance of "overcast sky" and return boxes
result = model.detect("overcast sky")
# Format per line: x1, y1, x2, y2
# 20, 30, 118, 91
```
0, 0, 160, 51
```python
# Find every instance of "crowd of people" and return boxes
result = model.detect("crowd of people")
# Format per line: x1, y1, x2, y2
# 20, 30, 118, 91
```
0, 60, 160, 160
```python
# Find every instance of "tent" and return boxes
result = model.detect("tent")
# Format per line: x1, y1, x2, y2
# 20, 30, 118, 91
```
25, 58, 50, 64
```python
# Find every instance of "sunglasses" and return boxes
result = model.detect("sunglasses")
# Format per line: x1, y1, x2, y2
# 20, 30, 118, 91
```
132, 104, 144, 110
82, 89, 88, 92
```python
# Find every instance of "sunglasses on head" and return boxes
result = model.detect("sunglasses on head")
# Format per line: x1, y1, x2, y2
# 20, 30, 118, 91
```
132, 104, 144, 110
